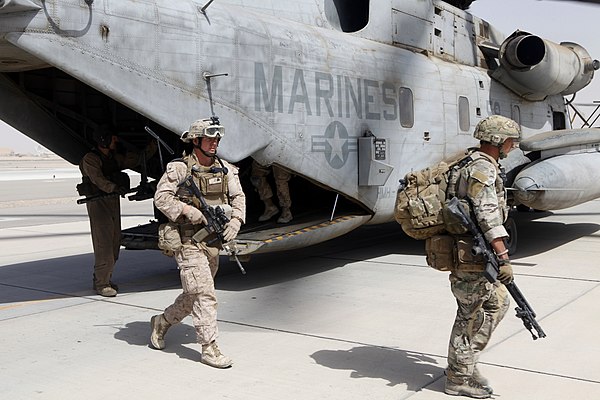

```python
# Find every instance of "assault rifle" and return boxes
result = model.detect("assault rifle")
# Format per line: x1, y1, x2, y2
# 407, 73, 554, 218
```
76, 187, 138, 204
179, 175, 246, 274
445, 196, 546, 340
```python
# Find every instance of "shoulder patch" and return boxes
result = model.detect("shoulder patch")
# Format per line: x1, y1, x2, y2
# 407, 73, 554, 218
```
471, 170, 490, 184
166, 159, 186, 175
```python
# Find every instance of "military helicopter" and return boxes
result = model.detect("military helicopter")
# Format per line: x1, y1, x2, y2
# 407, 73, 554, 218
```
1, 0, 599, 256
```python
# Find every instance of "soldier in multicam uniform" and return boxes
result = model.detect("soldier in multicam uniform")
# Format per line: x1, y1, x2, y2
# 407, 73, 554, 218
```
441, 115, 520, 398
149, 117, 245, 369
251, 160, 293, 223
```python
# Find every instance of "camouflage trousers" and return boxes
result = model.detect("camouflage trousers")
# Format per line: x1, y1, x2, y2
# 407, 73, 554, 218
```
163, 242, 220, 345
251, 160, 292, 208
447, 270, 510, 378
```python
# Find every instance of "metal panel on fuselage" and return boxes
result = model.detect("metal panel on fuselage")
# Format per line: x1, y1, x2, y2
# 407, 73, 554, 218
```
0, 0, 566, 224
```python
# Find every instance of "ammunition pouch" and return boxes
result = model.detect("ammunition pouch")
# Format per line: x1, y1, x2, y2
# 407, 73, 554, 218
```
425, 235, 455, 271
425, 234, 485, 272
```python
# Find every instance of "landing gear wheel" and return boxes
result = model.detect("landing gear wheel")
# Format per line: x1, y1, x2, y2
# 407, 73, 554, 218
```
503, 216, 517, 255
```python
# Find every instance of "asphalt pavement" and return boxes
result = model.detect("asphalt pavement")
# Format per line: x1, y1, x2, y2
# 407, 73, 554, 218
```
0, 160, 599, 400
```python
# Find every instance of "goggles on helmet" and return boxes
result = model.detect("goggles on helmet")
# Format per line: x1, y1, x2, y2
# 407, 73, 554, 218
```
204, 125, 224, 138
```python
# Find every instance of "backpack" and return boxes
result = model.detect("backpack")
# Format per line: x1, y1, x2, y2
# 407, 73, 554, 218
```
394, 153, 474, 240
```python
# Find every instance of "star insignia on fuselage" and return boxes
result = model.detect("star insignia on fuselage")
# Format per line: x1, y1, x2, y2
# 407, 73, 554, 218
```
311, 121, 357, 169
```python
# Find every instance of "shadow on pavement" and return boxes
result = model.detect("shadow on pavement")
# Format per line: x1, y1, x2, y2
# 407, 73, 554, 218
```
311, 345, 444, 391
114, 320, 201, 362
2, 216, 598, 304
512, 220, 600, 258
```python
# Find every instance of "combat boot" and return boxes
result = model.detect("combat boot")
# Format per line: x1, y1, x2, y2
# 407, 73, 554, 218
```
201, 341, 233, 368
93, 275, 118, 291
96, 285, 117, 297
473, 366, 492, 392
277, 207, 292, 223
150, 314, 171, 350
445, 375, 493, 399
258, 200, 279, 222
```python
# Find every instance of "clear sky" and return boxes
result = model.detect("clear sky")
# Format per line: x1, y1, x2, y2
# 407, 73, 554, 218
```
1, 0, 599, 153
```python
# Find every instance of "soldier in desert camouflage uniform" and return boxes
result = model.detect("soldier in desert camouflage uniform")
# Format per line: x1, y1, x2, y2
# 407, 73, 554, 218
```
438, 115, 521, 398
251, 160, 293, 223
149, 117, 245, 369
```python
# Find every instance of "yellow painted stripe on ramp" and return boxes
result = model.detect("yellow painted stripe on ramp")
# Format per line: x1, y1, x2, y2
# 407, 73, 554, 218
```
263, 215, 356, 243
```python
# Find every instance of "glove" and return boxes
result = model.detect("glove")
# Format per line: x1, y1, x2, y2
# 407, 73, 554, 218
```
182, 205, 207, 225
115, 186, 128, 196
222, 218, 242, 242
498, 260, 514, 285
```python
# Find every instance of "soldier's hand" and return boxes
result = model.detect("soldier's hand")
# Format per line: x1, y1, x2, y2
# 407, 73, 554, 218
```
498, 260, 514, 285
182, 205, 207, 225
223, 218, 242, 242
115, 186, 128, 196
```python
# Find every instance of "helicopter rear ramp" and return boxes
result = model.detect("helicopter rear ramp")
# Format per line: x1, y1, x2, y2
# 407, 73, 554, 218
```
234, 214, 372, 255
121, 213, 372, 256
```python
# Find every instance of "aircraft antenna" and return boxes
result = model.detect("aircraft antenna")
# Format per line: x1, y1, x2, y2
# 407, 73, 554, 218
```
203, 72, 228, 80
144, 126, 175, 172
203, 72, 229, 117
201, 0, 216, 14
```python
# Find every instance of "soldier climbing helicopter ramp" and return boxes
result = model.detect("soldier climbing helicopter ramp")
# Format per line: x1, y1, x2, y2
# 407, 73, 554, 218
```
1, 0, 599, 256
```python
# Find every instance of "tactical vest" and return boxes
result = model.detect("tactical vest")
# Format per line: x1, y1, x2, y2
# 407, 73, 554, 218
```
175, 154, 229, 208
446, 150, 508, 222
425, 151, 508, 272
78, 149, 124, 196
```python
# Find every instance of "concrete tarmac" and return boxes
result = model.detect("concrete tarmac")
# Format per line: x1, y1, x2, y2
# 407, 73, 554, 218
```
1, 161, 599, 400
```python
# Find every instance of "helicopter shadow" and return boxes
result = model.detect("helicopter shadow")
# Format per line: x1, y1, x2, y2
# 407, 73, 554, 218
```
216, 222, 424, 292
511, 210, 600, 258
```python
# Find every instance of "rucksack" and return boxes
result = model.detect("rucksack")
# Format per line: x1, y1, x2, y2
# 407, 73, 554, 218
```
394, 153, 475, 240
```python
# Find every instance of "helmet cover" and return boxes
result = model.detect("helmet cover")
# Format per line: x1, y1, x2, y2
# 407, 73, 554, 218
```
473, 115, 521, 145
180, 118, 224, 142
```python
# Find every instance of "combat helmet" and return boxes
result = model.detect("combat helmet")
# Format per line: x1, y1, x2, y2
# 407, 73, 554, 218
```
180, 117, 224, 142
473, 115, 521, 145
93, 124, 115, 148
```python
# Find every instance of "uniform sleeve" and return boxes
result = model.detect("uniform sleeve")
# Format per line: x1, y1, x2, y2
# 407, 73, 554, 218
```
224, 161, 246, 224
80, 152, 118, 193
154, 161, 187, 222
465, 161, 508, 242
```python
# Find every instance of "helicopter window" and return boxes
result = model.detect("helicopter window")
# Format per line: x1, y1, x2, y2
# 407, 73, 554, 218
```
512, 105, 521, 126
458, 96, 470, 131
324, 0, 369, 32
399, 87, 414, 128
553, 111, 566, 130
